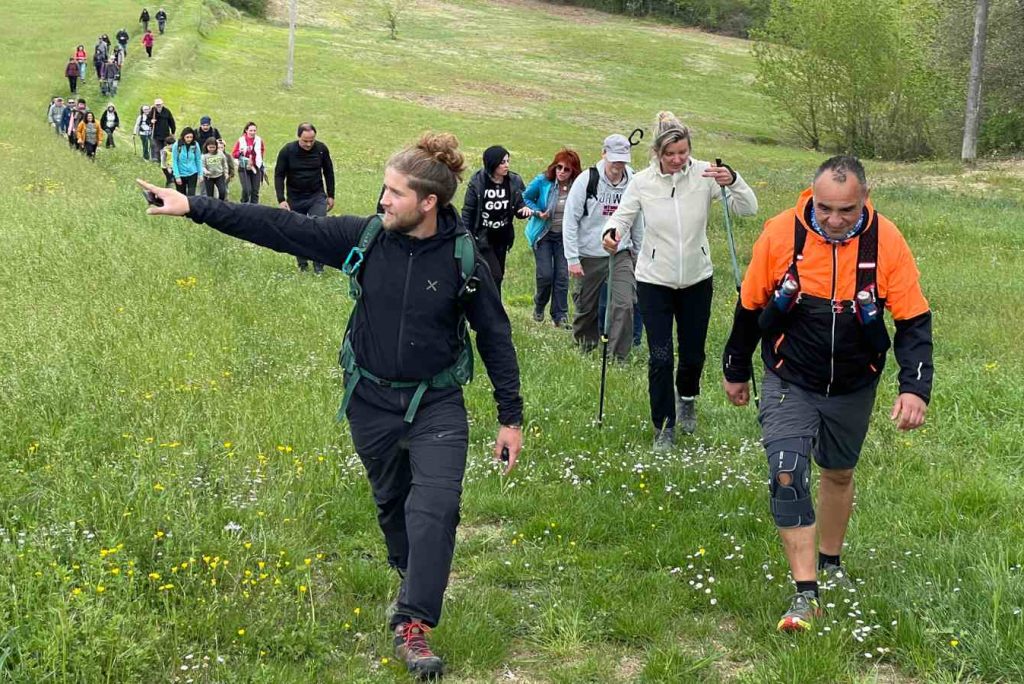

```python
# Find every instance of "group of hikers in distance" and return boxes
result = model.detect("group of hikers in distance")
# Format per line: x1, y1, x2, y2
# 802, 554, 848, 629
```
51, 8, 169, 160
136, 99, 933, 676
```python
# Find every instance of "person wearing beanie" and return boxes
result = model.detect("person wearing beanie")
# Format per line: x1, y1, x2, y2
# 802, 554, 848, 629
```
602, 111, 759, 450
461, 145, 531, 296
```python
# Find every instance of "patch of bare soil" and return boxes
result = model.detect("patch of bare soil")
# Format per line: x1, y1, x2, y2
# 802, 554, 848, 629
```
358, 88, 534, 117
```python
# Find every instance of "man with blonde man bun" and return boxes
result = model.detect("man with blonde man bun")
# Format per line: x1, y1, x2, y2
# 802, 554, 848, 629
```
137, 132, 524, 680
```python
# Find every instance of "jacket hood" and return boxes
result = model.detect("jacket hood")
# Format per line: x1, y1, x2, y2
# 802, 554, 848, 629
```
795, 187, 877, 244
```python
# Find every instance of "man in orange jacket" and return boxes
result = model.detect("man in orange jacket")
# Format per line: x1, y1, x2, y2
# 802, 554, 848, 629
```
722, 156, 933, 632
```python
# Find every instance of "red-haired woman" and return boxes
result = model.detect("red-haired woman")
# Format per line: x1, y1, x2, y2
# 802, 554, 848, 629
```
523, 148, 581, 327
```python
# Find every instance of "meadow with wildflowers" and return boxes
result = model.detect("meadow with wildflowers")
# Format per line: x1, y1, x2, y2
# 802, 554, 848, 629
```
1, 0, 1023, 681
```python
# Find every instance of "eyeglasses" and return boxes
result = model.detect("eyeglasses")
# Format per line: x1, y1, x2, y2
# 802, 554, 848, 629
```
555, 164, 570, 171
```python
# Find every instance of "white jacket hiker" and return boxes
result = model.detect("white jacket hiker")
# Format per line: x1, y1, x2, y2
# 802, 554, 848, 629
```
606, 157, 757, 290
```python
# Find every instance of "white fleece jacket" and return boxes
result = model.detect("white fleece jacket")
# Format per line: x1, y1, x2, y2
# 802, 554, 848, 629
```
605, 158, 758, 289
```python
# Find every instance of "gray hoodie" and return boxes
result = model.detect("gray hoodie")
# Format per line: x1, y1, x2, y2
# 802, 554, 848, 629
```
562, 160, 642, 266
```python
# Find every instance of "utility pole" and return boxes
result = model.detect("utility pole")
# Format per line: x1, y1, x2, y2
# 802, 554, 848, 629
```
284, 0, 297, 88
962, 0, 990, 163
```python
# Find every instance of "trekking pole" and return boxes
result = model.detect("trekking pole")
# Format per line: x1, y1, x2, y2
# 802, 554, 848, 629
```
597, 249, 615, 426
132, 133, 137, 155
716, 158, 758, 406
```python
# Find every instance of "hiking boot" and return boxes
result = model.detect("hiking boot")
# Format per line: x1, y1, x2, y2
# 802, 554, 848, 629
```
652, 427, 675, 452
820, 564, 856, 593
676, 398, 697, 435
394, 620, 444, 680
553, 318, 571, 330
777, 591, 822, 633
533, 308, 545, 322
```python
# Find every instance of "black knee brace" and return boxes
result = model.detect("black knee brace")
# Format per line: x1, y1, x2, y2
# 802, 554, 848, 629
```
766, 437, 815, 528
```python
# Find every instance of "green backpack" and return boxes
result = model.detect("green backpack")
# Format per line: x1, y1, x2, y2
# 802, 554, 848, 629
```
337, 216, 479, 423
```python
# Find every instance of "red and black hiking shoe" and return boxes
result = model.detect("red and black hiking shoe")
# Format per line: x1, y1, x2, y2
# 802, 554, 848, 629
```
394, 620, 444, 680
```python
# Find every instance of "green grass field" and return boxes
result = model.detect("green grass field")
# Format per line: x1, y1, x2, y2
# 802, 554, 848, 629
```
1, 0, 1023, 681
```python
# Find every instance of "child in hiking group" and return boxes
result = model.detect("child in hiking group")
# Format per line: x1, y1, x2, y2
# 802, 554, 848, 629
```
201, 137, 229, 200
159, 135, 176, 187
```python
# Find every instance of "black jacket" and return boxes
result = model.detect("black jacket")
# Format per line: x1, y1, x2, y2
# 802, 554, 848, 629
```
140, 10, 150, 21
274, 140, 336, 202
196, 126, 222, 150
186, 196, 523, 424
116, 30, 129, 45
149, 107, 176, 139
462, 169, 526, 252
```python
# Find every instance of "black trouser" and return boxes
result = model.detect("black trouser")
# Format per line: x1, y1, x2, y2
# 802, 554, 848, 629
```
84, 142, 97, 159
67, 75, 77, 93
145, 45, 152, 57
636, 276, 713, 429
151, 136, 165, 164
290, 193, 328, 272
176, 173, 198, 196
346, 384, 468, 629
104, 127, 116, 147
204, 176, 228, 200
482, 241, 509, 296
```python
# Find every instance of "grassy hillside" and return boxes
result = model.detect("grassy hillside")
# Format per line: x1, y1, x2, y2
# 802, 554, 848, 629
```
1, 0, 1022, 681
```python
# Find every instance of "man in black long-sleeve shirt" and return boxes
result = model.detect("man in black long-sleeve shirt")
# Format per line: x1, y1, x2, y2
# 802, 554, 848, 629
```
137, 132, 522, 679
275, 122, 336, 273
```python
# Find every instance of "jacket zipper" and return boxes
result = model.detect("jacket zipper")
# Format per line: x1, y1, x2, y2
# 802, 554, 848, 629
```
395, 246, 415, 377
826, 243, 838, 396
673, 178, 684, 287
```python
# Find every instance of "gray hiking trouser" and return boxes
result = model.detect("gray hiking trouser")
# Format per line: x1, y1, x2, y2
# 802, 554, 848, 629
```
572, 253, 635, 362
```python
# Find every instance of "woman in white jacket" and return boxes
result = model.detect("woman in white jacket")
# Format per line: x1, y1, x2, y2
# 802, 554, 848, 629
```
603, 112, 758, 450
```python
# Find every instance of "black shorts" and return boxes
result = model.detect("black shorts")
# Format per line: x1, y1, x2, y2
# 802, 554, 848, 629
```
758, 370, 878, 470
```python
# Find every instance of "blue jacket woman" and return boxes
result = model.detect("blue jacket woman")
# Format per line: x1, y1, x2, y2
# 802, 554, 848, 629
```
522, 148, 581, 327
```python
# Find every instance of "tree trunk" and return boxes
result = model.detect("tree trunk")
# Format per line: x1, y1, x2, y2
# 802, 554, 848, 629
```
284, 0, 297, 88
962, 0, 989, 163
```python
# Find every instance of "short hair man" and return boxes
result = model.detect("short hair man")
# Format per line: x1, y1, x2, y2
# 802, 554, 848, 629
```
274, 122, 337, 273
722, 156, 933, 632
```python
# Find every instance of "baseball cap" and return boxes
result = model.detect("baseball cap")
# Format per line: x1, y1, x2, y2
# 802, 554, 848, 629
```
200, 116, 211, 124
603, 134, 631, 163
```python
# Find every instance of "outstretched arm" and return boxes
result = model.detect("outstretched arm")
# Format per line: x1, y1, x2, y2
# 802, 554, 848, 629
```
136, 178, 367, 268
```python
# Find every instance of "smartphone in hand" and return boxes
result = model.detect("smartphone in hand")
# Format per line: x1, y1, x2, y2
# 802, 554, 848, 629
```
142, 189, 163, 207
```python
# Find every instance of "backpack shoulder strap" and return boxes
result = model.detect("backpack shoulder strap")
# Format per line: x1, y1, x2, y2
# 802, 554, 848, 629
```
581, 166, 600, 218
855, 211, 879, 294
341, 215, 383, 299
791, 214, 808, 277
454, 232, 480, 302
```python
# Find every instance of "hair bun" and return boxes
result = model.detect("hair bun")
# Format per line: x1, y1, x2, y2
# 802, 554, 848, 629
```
417, 132, 465, 179
655, 110, 686, 136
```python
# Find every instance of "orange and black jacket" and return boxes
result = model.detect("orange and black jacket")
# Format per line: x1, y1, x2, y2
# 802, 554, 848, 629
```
723, 189, 933, 401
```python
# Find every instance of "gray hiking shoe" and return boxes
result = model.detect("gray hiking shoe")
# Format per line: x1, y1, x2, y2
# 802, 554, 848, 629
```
394, 620, 444, 680
676, 398, 697, 434
532, 308, 545, 322
820, 564, 856, 593
777, 591, 821, 632
653, 427, 675, 452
